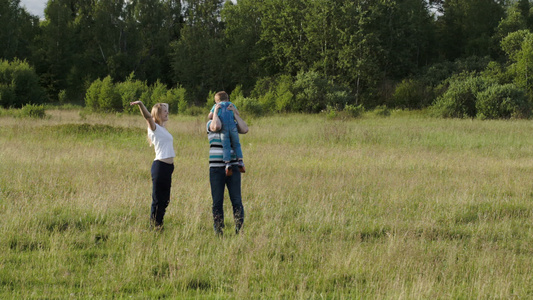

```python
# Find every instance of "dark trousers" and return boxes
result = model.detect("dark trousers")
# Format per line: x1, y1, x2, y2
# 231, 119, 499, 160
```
209, 166, 244, 234
151, 160, 174, 226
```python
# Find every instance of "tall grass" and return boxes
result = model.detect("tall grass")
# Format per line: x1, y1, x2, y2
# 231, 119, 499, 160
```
1, 109, 533, 298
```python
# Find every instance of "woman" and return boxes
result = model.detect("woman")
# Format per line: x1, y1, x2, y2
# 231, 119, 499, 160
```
130, 101, 175, 230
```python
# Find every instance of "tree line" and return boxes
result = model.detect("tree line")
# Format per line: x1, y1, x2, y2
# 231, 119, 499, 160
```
3, 0, 533, 118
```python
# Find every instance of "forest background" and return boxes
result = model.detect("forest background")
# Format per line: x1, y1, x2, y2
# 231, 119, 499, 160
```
4, 0, 533, 118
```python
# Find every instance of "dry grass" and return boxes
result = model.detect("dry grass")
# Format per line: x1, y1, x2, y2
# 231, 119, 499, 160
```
1, 109, 533, 298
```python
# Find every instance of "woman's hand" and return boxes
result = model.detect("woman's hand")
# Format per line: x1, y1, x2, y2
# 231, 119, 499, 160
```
130, 101, 142, 106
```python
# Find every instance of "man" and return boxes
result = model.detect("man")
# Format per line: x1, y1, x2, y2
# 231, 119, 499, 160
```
207, 101, 249, 236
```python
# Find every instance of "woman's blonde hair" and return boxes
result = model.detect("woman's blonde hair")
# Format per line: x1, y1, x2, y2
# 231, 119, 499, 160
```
151, 103, 168, 126
148, 103, 169, 146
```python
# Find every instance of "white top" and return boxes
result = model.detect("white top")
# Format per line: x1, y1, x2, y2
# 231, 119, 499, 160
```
148, 124, 175, 160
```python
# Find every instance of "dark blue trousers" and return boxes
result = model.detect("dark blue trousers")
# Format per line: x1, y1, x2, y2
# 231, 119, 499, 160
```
151, 160, 174, 226
209, 165, 244, 234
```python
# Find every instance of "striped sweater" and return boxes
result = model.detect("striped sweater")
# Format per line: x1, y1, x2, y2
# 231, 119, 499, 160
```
207, 121, 239, 168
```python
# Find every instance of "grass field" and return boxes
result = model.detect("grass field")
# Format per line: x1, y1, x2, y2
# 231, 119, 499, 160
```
1, 108, 533, 298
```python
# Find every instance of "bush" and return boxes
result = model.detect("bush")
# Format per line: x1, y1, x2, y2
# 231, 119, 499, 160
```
251, 77, 277, 99
0, 59, 48, 108
88, 75, 183, 114
232, 95, 263, 117
0, 84, 16, 107
292, 70, 329, 113
58, 90, 68, 104
326, 88, 353, 110
205, 91, 217, 111
115, 73, 151, 114
230, 85, 244, 100
97, 76, 122, 112
476, 84, 531, 119
274, 75, 294, 112
84, 79, 102, 111
85, 76, 122, 112
164, 86, 186, 114
373, 105, 391, 117
18, 104, 46, 118
431, 74, 495, 118
392, 79, 430, 109
344, 104, 365, 118
257, 91, 276, 113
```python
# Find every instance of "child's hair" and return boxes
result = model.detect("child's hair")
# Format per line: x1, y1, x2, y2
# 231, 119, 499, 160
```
148, 103, 169, 146
215, 91, 229, 102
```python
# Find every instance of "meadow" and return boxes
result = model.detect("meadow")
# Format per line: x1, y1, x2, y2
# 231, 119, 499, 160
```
1, 108, 533, 299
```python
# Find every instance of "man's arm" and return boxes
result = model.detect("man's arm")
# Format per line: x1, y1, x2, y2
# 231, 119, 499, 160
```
229, 104, 248, 134
209, 104, 222, 132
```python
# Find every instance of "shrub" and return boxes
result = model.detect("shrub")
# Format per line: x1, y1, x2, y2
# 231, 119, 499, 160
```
148, 80, 172, 112
373, 105, 391, 117
0, 59, 48, 108
0, 84, 16, 107
205, 91, 217, 111
257, 91, 276, 113
476, 84, 531, 119
274, 75, 294, 112
230, 85, 244, 100
392, 79, 429, 109
421, 61, 456, 86
292, 70, 329, 113
251, 77, 277, 99
232, 95, 263, 117
115, 73, 151, 114
431, 74, 495, 118
251, 72, 353, 114
326, 87, 354, 110
164, 86, 186, 114
84, 76, 122, 112
85, 79, 102, 111
97, 76, 122, 112
344, 104, 365, 118
58, 90, 67, 104
18, 104, 46, 118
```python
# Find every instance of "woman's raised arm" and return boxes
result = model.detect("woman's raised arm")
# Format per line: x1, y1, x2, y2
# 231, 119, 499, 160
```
131, 101, 156, 131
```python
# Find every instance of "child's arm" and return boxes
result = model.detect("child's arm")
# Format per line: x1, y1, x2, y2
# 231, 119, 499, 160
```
208, 112, 214, 120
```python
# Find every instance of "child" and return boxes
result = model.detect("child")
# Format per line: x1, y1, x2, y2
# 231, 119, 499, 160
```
208, 91, 245, 176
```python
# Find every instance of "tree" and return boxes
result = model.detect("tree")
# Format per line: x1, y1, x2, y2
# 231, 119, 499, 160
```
221, 0, 265, 92
171, 0, 225, 104
259, 0, 309, 75
435, 0, 504, 60
34, 0, 79, 99
502, 30, 533, 95
0, 0, 40, 62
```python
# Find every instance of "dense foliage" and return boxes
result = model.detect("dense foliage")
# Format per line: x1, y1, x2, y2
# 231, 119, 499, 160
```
0, 59, 48, 107
4, 0, 533, 118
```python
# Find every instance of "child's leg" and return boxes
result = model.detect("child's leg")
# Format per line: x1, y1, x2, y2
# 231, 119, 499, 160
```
229, 126, 243, 160
220, 126, 232, 163
229, 126, 245, 173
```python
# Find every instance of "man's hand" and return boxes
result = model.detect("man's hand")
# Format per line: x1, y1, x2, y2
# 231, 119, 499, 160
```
213, 104, 221, 115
